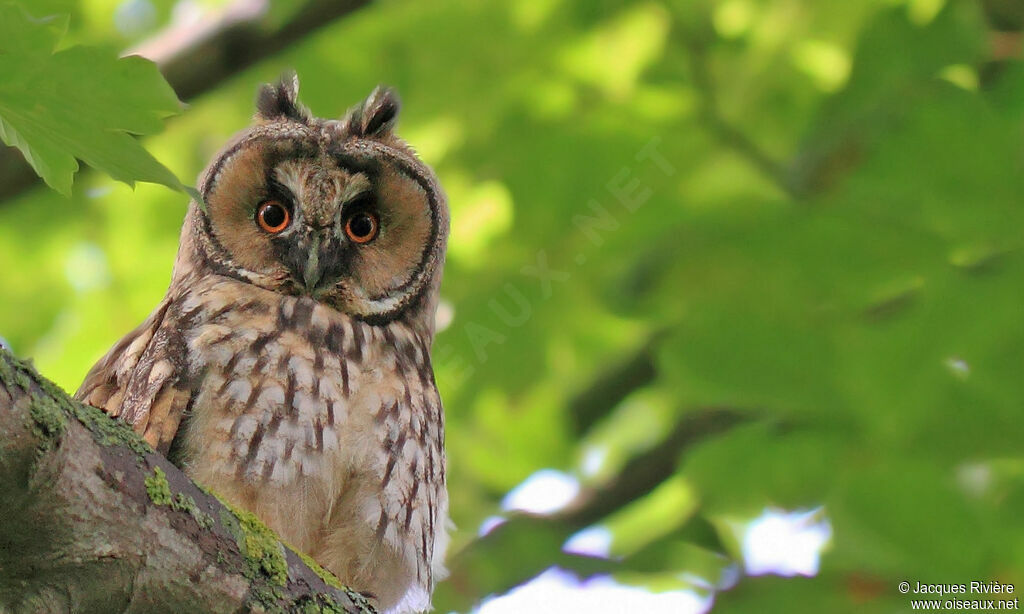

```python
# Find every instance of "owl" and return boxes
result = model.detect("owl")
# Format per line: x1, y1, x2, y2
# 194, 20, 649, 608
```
75, 74, 449, 614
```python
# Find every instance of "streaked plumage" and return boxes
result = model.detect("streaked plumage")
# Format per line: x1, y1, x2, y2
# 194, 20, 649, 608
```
76, 74, 449, 613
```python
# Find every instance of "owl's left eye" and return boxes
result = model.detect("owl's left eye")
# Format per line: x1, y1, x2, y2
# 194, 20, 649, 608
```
256, 200, 290, 233
345, 212, 379, 244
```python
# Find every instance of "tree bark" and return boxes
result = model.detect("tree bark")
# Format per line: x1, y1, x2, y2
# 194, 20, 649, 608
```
0, 350, 375, 614
0, 0, 371, 204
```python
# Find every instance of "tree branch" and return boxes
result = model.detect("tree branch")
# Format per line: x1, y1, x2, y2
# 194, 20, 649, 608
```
561, 406, 748, 528
680, 32, 803, 199
437, 407, 748, 611
568, 339, 658, 436
0, 349, 375, 614
0, 0, 371, 204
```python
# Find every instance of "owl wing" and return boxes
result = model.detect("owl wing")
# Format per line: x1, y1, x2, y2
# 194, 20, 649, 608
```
75, 298, 195, 455
372, 356, 449, 611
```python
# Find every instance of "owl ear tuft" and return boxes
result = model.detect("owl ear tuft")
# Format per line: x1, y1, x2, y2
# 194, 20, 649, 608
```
256, 71, 311, 123
348, 86, 400, 137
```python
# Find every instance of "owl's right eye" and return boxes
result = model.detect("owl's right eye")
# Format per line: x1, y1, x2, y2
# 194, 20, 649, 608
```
256, 201, 291, 233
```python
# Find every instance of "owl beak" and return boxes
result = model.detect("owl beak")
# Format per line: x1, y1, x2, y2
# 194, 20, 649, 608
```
301, 233, 326, 292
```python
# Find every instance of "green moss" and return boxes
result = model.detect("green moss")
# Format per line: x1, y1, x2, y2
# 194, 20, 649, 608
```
239, 510, 289, 586
27, 393, 67, 451
195, 508, 215, 530
171, 493, 215, 529
219, 507, 241, 539
0, 349, 152, 456
215, 499, 288, 587
144, 466, 172, 505
295, 549, 344, 591
145, 471, 215, 529
299, 600, 323, 614
0, 349, 34, 392
208, 488, 371, 612
212, 502, 286, 610
291, 594, 362, 614
68, 401, 152, 455
344, 589, 375, 613
288, 549, 374, 613
0, 351, 69, 453
343, 590, 375, 613
248, 582, 285, 611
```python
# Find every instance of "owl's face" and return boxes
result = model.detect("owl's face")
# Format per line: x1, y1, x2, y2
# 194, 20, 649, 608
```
183, 75, 448, 325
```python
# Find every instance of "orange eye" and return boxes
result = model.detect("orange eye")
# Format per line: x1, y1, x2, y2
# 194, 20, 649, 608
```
345, 212, 379, 243
257, 200, 290, 233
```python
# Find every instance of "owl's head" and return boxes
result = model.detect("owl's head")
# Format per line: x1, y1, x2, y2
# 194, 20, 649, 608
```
178, 73, 448, 327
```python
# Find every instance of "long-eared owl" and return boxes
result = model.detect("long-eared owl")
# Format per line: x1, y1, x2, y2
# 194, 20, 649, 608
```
75, 74, 450, 614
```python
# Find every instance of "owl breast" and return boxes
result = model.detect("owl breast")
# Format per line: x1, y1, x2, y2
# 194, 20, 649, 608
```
169, 275, 446, 611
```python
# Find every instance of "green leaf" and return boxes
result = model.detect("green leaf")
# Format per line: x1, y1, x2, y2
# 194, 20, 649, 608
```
0, 2, 184, 195
826, 459, 998, 578
682, 423, 844, 514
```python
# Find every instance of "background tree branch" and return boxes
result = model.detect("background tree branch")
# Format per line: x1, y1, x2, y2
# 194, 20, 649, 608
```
0, 349, 374, 614
0, 0, 371, 204
436, 406, 748, 611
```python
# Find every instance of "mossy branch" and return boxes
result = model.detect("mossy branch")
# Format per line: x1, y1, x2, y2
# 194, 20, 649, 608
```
0, 349, 375, 614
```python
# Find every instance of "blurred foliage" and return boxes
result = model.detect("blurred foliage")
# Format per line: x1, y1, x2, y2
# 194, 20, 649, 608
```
1, 0, 1022, 611
0, 1, 183, 194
